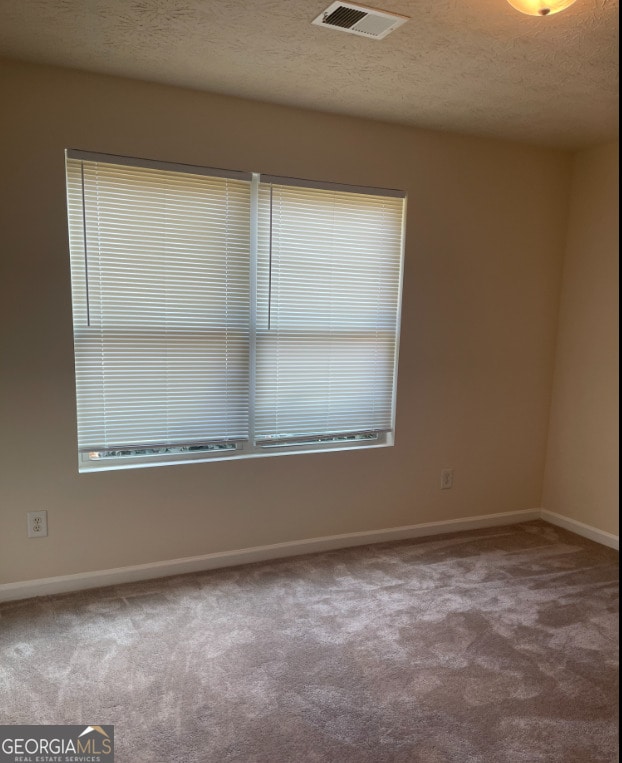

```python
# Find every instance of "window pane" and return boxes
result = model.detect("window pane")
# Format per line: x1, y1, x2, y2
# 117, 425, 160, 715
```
66, 156, 251, 452
255, 182, 404, 442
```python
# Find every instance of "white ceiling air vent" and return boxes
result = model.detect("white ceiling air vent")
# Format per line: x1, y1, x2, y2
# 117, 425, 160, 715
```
312, 2, 409, 40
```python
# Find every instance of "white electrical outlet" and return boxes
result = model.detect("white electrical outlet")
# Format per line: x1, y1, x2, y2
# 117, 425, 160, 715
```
440, 468, 454, 490
27, 510, 48, 538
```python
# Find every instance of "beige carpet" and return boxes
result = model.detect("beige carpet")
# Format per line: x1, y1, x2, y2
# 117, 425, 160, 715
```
0, 521, 618, 762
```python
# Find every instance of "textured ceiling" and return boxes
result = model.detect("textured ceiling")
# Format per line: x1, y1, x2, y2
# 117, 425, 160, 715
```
0, 0, 618, 148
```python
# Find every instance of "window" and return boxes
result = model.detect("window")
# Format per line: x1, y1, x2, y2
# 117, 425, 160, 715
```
65, 151, 406, 471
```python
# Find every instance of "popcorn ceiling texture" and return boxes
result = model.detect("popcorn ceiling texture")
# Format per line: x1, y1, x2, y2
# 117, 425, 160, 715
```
0, 0, 617, 148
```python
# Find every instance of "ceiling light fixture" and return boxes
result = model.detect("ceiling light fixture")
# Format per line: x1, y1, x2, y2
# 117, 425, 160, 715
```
506, 0, 577, 15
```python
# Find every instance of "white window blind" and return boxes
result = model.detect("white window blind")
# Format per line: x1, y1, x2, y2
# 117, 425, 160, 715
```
255, 180, 405, 446
65, 151, 405, 471
65, 152, 252, 458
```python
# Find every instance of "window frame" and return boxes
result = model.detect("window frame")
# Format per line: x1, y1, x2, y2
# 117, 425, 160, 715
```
66, 151, 406, 472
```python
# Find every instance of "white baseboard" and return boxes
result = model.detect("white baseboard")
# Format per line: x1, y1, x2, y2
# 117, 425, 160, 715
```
540, 510, 619, 551
0, 509, 540, 603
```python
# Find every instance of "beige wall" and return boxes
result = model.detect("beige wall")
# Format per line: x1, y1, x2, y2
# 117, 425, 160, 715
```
542, 142, 619, 536
0, 58, 571, 584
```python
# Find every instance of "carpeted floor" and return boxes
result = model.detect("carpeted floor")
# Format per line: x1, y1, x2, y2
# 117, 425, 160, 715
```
0, 521, 619, 762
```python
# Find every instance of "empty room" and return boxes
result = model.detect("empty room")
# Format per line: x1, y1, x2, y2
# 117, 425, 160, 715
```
0, 0, 618, 761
